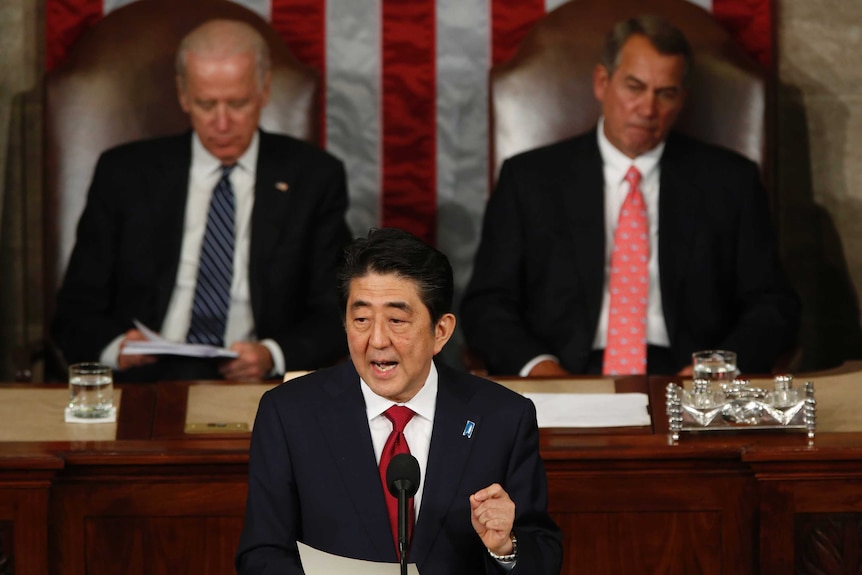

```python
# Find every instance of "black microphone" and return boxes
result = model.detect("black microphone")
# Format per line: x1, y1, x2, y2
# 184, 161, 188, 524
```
386, 453, 420, 575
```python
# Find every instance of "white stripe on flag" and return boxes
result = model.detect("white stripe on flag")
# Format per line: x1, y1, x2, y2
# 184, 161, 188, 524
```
327, 0, 382, 237
436, 0, 490, 295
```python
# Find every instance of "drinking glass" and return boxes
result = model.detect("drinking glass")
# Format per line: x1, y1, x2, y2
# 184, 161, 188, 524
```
68, 362, 114, 419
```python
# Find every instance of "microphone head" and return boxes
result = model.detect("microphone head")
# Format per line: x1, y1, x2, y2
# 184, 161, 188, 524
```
386, 453, 420, 498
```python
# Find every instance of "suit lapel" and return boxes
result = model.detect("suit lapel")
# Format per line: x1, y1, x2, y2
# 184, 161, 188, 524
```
151, 133, 192, 323
410, 366, 479, 566
564, 132, 606, 337
249, 130, 297, 323
314, 363, 395, 559
657, 134, 700, 341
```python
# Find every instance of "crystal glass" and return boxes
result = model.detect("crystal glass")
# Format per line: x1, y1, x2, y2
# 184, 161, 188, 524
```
692, 350, 739, 387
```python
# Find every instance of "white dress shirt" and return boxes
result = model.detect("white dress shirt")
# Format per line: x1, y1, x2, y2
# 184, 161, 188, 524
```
101, 132, 285, 374
361, 363, 437, 516
520, 118, 669, 376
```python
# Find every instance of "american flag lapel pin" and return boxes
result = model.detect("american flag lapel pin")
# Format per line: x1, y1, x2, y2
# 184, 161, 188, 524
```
462, 420, 475, 439
275, 181, 289, 192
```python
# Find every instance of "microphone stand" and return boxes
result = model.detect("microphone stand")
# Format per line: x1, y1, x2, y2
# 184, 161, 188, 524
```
387, 453, 419, 575
397, 485, 409, 575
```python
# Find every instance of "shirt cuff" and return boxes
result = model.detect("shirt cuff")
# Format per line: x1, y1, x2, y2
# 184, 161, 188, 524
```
100, 334, 125, 369
520, 354, 560, 377
260, 339, 285, 378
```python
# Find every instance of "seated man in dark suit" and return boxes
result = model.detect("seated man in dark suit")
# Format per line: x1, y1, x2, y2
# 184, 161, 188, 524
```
52, 19, 351, 381
236, 228, 562, 575
461, 15, 800, 377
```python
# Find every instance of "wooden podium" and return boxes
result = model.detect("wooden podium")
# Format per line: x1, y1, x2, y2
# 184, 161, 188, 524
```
2, 367, 862, 574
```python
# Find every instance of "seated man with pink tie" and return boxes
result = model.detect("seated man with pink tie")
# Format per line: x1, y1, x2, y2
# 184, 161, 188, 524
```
236, 228, 562, 575
461, 15, 800, 377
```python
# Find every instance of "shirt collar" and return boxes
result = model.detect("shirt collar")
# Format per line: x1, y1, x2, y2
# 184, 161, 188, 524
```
361, 361, 438, 424
191, 130, 260, 177
596, 117, 664, 184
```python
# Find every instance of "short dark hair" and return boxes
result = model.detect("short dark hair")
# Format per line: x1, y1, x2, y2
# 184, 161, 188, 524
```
337, 228, 454, 325
601, 15, 693, 82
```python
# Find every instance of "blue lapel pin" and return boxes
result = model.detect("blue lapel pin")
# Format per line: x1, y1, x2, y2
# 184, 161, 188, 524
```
463, 420, 475, 438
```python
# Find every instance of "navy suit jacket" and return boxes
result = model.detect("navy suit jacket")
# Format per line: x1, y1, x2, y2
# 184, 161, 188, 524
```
461, 130, 800, 375
235, 361, 562, 575
52, 130, 351, 373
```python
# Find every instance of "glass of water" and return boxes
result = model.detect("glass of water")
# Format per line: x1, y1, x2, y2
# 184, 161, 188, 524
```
692, 350, 739, 388
68, 362, 114, 419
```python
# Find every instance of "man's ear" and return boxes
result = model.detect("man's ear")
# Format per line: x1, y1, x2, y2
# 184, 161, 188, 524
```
433, 313, 457, 355
593, 64, 610, 103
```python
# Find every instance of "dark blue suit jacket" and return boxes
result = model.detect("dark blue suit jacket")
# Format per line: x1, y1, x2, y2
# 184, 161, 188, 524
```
235, 361, 562, 575
52, 129, 350, 373
462, 130, 800, 375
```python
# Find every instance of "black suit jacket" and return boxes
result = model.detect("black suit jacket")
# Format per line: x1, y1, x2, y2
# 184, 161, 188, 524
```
52, 130, 351, 373
235, 361, 562, 575
461, 130, 800, 375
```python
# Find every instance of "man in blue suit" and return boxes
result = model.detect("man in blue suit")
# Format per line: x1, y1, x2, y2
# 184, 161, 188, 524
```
236, 228, 562, 574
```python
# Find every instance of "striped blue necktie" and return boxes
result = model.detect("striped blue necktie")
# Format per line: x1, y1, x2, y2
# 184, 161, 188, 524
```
187, 165, 235, 346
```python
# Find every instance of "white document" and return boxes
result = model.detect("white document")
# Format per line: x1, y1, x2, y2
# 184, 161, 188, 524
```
524, 392, 651, 428
298, 541, 420, 575
119, 319, 239, 359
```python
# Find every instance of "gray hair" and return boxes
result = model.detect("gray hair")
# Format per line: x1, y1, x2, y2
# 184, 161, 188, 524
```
601, 15, 693, 83
176, 19, 271, 90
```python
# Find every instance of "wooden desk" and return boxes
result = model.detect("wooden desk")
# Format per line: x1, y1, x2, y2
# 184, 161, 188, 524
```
1, 369, 862, 574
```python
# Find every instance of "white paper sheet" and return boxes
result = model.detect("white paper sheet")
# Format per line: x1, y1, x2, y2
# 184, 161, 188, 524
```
524, 392, 651, 428
119, 319, 239, 358
298, 541, 420, 575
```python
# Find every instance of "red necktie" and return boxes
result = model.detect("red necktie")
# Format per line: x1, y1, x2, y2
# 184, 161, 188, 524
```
603, 166, 648, 375
379, 405, 416, 556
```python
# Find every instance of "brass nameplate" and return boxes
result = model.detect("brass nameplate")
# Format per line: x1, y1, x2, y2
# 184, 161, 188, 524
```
185, 422, 250, 434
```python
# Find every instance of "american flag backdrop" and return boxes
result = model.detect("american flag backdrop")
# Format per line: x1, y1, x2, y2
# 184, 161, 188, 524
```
45, 0, 772, 304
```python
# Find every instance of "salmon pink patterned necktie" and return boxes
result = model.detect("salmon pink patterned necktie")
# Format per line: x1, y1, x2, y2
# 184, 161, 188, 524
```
603, 166, 648, 375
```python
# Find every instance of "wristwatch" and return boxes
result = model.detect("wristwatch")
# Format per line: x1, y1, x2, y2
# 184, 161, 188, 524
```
487, 532, 518, 562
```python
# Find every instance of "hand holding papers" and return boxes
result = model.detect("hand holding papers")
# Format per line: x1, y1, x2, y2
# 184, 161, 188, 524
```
120, 320, 239, 359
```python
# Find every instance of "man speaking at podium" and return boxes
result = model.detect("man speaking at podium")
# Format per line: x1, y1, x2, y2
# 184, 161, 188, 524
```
236, 228, 562, 575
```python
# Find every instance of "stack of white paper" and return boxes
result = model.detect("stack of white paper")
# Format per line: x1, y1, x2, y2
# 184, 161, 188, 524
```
120, 320, 238, 358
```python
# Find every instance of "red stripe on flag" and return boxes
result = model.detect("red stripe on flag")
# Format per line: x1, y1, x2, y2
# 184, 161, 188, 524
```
45, 0, 104, 71
491, 0, 546, 66
381, 0, 437, 244
270, 0, 327, 145
712, 0, 773, 69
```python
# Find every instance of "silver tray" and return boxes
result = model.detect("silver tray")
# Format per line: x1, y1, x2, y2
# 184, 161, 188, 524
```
665, 377, 816, 441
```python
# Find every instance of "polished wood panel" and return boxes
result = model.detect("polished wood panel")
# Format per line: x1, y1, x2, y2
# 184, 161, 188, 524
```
49, 441, 249, 575
0, 451, 62, 575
